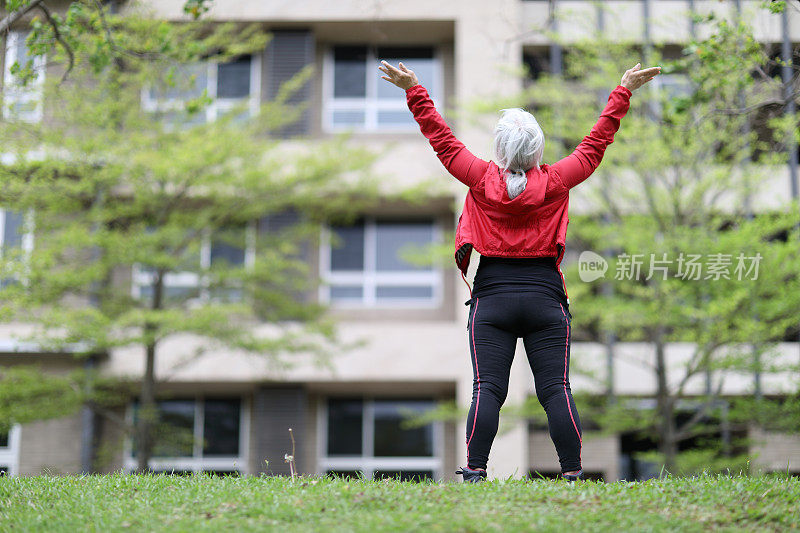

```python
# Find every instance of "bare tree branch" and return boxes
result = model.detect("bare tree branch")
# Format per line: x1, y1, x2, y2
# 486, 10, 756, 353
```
87, 400, 133, 435
92, 0, 117, 49
674, 341, 723, 399
36, 2, 73, 83
674, 378, 725, 442
0, 0, 45, 34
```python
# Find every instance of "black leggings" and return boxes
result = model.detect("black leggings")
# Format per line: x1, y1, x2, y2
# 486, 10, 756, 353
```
465, 292, 582, 473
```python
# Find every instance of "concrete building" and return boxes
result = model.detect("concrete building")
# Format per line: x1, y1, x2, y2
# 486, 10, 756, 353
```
1, 0, 799, 480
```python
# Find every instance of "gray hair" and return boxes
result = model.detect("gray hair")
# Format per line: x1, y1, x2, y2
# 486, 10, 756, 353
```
493, 108, 545, 199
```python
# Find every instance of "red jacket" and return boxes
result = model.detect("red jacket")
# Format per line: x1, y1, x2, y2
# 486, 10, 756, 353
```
406, 84, 631, 302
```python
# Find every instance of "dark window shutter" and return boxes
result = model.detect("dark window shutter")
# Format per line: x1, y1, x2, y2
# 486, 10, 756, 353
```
253, 386, 307, 475
258, 209, 310, 261
266, 30, 314, 138
259, 209, 301, 234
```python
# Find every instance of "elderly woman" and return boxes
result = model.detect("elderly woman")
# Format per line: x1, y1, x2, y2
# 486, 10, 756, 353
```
379, 60, 660, 483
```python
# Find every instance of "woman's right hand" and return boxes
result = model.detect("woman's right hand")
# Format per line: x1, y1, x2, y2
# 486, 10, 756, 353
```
620, 63, 661, 92
378, 61, 420, 90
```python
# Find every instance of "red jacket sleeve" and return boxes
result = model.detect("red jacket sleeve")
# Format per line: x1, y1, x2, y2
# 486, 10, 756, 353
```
406, 85, 489, 188
551, 85, 631, 190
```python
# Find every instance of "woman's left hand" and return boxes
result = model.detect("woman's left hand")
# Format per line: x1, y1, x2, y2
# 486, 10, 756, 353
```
378, 61, 420, 90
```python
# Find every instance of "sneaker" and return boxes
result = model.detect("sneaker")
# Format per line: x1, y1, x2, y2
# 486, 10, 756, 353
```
562, 470, 583, 484
455, 466, 487, 483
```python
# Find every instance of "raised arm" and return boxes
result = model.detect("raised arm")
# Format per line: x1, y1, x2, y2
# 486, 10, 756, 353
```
379, 61, 488, 188
552, 63, 661, 190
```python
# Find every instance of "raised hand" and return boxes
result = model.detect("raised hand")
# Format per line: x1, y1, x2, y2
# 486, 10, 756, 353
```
378, 60, 420, 90
620, 63, 662, 92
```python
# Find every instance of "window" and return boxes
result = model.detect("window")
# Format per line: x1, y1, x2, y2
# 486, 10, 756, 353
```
321, 218, 442, 307
125, 398, 247, 473
617, 398, 745, 480
319, 398, 441, 481
0, 209, 33, 287
132, 224, 254, 303
522, 45, 580, 82
2, 30, 45, 122
1, 209, 25, 250
654, 72, 692, 100
0, 424, 21, 477
324, 46, 441, 132
142, 54, 261, 124
523, 47, 552, 82
760, 43, 800, 80
619, 428, 661, 481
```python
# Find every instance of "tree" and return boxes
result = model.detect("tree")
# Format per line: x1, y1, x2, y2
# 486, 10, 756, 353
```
566, 14, 800, 475
0, 5, 374, 471
466, 5, 800, 475
1, 0, 218, 84
0, 367, 83, 434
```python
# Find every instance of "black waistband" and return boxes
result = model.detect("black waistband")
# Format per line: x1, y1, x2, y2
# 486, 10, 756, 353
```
477, 255, 558, 268
471, 255, 565, 301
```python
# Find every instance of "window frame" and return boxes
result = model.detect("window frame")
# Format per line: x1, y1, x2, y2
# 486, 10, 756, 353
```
1, 208, 35, 287
652, 72, 692, 98
2, 30, 46, 123
319, 217, 444, 309
0, 209, 34, 254
123, 396, 250, 474
0, 424, 21, 477
316, 397, 444, 480
322, 45, 443, 133
650, 71, 692, 121
131, 223, 256, 302
140, 54, 262, 123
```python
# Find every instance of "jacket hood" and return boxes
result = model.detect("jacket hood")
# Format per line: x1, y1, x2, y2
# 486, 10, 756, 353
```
483, 163, 548, 214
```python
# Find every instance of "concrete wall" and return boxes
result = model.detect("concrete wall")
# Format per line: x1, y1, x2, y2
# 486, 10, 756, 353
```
529, 430, 620, 481
17, 415, 83, 475
750, 426, 800, 473
521, 0, 800, 44
442, 419, 457, 482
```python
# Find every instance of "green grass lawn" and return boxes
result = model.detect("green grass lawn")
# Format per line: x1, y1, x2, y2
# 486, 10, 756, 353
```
1, 473, 798, 532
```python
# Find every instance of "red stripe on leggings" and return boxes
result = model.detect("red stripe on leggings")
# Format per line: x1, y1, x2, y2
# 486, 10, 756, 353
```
559, 303, 582, 461
466, 298, 480, 464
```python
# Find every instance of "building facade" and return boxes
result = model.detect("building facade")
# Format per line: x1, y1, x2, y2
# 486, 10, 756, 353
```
2, 0, 800, 481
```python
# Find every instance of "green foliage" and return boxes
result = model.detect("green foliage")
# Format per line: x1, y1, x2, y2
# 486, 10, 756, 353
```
762, 0, 787, 14
729, 394, 800, 432
0, 7, 373, 348
3, 1, 232, 86
568, 210, 800, 347
182, 0, 213, 19
636, 448, 753, 477
0, 366, 82, 432
397, 400, 460, 429
0, 362, 138, 433
0, 5, 376, 450
467, 4, 800, 474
